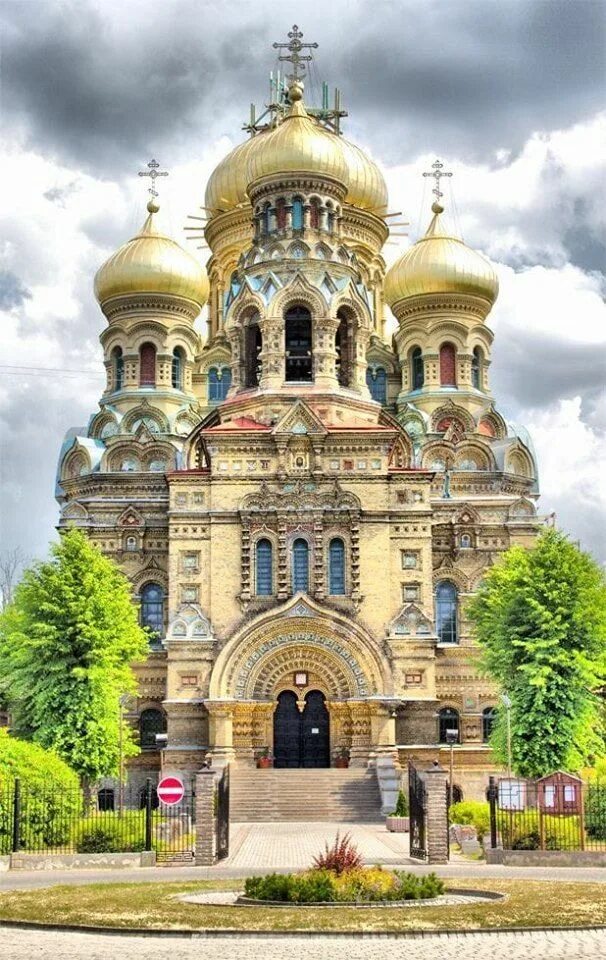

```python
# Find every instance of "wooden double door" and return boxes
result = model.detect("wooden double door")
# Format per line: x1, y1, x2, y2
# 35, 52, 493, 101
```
273, 690, 330, 768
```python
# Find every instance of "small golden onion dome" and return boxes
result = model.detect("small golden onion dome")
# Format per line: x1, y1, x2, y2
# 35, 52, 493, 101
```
340, 137, 388, 211
94, 201, 210, 307
384, 202, 499, 307
245, 83, 349, 190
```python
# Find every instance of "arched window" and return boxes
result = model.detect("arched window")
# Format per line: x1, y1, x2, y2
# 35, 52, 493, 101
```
276, 198, 287, 231
139, 708, 167, 750
335, 310, 354, 387
471, 347, 482, 389
292, 197, 304, 231
483, 706, 498, 742
140, 582, 164, 638
262, 202, 271, 235
171, 348, 184, 389
208, 366, 231, 402
125, 535, 138, 552
411, 347, 424, 390
292, 538, 309, 593
435, 581, 458, 644
112, 347, 124, 391
256, 538, 273, 596
366, 366, 387, 404
139, 343, 156, 386
244, 322, 262, 387
328, 538, 346, 595
120, 457, 138, 472
97, 788, 115, 811
460, 534, 472, 549
285, 306, 312, 382
439, 343, 456, 386
310, 198, 320, 230
326, 204, 335, 233
438, 707, 460, 743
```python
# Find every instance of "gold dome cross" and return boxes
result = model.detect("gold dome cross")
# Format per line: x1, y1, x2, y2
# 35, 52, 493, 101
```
138, 158, 169, 200
273, 25, 318, 83
423, 159, 453, 201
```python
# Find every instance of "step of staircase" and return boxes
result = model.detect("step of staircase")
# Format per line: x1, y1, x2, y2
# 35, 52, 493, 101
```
229, 768, 383, 822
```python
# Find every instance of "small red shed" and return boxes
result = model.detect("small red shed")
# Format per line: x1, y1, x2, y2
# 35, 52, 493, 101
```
537, 771, 583, 815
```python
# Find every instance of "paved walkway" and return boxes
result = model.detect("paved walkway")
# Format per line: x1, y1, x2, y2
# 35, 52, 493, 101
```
226, 820, 412, 869
2, 927, 606, 959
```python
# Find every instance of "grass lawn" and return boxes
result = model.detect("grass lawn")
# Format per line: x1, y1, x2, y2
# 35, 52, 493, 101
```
0, 879, 605, 932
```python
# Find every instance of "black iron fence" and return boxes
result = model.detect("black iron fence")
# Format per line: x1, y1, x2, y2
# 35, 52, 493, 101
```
0, 778, 196, 861
408, 762, 427, 860
488, 775, 606, 852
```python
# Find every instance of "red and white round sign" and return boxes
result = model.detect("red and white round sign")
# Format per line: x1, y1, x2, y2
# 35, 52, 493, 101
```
157, 775, 185, 807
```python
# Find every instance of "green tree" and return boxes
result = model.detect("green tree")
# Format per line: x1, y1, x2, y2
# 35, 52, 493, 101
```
468, 529, 606, 778
0, 529, 148, 783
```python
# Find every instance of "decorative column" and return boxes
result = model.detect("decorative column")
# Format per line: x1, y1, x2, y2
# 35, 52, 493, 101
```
347, 700, 372, 766
313, 317, 339, 390
227, 330, 243, 391
259, 317, 284, 390
240, 518, 251, 602
205, 701, 236, 762
351, 328, 371, 395
277, 516, 288, 598
370, 701, 397, 756
313, 515, 325, 599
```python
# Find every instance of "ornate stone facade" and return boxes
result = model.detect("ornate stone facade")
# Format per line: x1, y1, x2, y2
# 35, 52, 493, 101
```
56, 38, 541, 799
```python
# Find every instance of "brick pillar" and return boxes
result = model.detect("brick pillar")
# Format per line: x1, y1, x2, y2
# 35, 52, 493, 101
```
423, 763, 449, 864
194, 769, 217, 866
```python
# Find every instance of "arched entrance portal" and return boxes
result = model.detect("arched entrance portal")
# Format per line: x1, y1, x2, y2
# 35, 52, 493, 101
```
273, 690, 330, 768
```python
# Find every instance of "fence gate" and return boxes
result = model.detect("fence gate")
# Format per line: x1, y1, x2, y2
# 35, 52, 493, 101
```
216, 765, 230, 860
408, 762, 428, 861
153, 779, 196, 865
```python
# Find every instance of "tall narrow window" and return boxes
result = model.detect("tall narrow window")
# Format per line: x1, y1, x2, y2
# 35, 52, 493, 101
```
285, 306, 312, 382
245, 322, 262, 387
366, 366, 387, 404
483, 706, 498, 742
292, 538, 309, 593
411, 347, 424, 390
438, 707, 460, 743
435, 581, 458, 644
140, 582, 164, 638
310, 198, 320, 229
209, 366, 231, 402
328, 538, 346, 595
256, 538, 273, 596
335, 309, 355, 387
292, 197, 304, 230
139, 709, 166, 750
276, 198, 287, 231
171, 348, 184, 389
262, 202, 271, 235
112, 347, 124, 391
439, 343, 456, 386
326, 204, 335, 233
139, 343, 156, 386
471, 347, 482, 389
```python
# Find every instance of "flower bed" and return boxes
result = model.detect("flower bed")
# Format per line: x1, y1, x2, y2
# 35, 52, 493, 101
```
243, 868, 445, 904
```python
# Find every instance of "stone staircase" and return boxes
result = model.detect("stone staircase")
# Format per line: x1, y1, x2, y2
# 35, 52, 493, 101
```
229, 767, 383, 822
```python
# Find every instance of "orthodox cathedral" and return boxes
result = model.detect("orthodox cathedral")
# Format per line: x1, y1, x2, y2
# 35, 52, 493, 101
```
56, 29, 539, 798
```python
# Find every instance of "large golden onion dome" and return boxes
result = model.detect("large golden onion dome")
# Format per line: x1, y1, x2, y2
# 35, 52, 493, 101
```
384, 202, 499, 307
245, 83, 348, 190
204, 86, 387, 213
94, 201, 210, 307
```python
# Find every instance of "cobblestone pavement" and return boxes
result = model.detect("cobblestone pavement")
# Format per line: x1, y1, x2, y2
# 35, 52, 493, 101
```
226, 821, 412, 869
2, 926, 606, 959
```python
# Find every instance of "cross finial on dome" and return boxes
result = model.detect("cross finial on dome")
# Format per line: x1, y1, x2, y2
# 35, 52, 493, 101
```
422, 159, 453, 204
273, 25, 318, 83
138, 159, 169, 211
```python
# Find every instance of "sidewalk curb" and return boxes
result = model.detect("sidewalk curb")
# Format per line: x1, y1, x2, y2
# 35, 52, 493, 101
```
1, 919, 605, 939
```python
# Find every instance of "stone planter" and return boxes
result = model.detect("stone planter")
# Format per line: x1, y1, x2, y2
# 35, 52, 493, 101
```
386, 815, 409, 833
257, 757, 273, 769
334, 758, 349, 769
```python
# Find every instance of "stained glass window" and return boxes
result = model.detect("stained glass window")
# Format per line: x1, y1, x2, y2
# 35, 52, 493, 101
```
329, 538, 345, 595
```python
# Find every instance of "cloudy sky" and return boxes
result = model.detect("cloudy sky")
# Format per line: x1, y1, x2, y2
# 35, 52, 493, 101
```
1, 0, 605, 565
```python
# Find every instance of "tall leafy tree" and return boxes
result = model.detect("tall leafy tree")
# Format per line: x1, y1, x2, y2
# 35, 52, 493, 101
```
0, 529, 148, 783
468, 529, 606, 778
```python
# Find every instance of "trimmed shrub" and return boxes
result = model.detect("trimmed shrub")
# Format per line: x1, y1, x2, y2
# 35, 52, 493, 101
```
390, 790, 409, 817
72, 811, 146, 853
585, 785, 606, 840
449, 800, 490, 840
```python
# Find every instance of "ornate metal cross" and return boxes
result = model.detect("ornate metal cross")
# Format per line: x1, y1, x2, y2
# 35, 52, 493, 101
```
423, 159, 453, 201
273, 25, 318, 82
138, 158, 169, 199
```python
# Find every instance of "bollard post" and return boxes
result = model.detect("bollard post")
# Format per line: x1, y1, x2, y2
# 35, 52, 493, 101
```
144, 777, 153, 852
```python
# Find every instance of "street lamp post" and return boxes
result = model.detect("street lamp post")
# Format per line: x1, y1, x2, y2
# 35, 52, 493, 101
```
445, 728, 458, 808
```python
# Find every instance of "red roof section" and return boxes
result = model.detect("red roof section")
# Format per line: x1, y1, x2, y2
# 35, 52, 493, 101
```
206, 416, 271, 432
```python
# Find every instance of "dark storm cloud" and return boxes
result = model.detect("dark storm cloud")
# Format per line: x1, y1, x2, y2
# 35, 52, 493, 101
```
491, 330, 606, 422
0, 270, 32, 310
3, 0, 605, 177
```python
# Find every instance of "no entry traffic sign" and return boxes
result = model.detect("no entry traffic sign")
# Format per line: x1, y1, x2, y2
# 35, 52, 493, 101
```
157, 775, 185, 806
